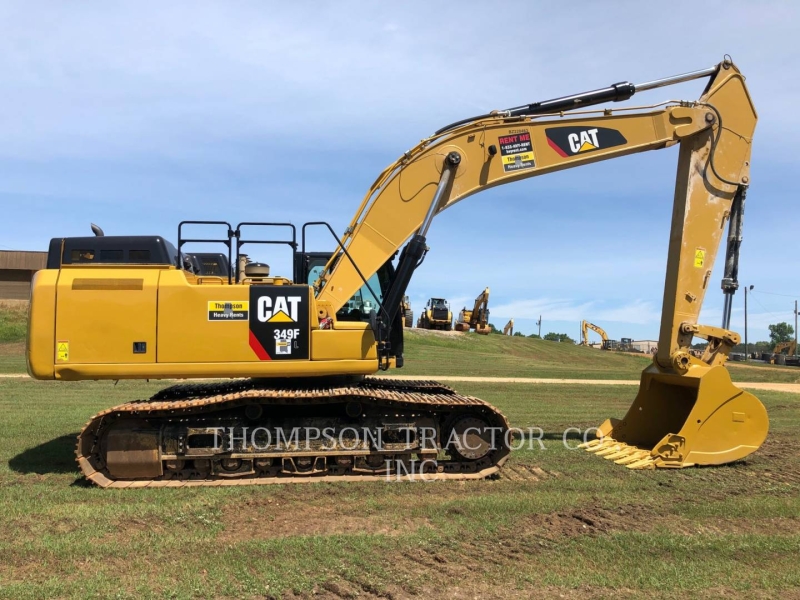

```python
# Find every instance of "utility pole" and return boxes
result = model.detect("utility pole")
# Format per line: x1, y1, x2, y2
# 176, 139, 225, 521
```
536, 316, 542, 338
795, 300, 798, 357
744, 285, 753, 360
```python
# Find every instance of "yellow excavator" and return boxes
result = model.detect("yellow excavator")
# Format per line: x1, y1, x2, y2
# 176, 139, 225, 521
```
771, 340, 796, 364
28, 57, 768, 486
503, 320, 514, 336
580, 320, 610, 349
455, 287, 491, 334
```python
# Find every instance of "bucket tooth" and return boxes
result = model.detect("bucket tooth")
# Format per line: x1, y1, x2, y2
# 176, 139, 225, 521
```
585, 364, 769, 470
595, 444, 626, 457
604, 445, 639, 461
577, 438, 604, 450
615, 451, 650, 465
625, 456, 656, 470
583, 439, 617, 453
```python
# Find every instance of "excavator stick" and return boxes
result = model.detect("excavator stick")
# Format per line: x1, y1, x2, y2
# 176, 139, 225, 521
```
580, 60, 768, 470
581, 365, 768, 469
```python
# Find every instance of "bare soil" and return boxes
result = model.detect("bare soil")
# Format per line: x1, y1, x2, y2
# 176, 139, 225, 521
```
0, 342, 24, 356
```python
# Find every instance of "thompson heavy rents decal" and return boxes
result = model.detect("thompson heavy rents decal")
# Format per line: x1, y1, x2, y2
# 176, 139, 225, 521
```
248, 286, 310, 360
208, 300, 249, 321
545, 126, 627, 158
498, 131, 535, 173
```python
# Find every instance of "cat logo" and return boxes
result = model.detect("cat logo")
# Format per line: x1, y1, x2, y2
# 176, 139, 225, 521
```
249, 286, 310, 361
257, 296, 301, 323
545, 126, 627, 158
569, 128, 600, 153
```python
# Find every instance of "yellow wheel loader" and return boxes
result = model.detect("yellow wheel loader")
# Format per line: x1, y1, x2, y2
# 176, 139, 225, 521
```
400, 295, 413, 328
416, 298, 453, 331
28, 58, 768, 486
455, 287, 491, 334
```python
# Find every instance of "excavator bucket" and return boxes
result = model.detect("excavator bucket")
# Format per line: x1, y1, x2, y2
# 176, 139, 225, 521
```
581, 364, 768, 469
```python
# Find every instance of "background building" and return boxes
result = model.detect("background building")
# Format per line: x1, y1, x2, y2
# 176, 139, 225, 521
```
631, 340, 658, 354
0, 251, 47, 300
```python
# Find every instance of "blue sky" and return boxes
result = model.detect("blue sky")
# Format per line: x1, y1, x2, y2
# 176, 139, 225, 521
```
1, 2, 798, 342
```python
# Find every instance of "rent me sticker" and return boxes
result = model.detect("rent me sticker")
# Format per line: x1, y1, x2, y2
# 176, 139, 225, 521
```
498, 131, 535, 173
208, 300, 249, 321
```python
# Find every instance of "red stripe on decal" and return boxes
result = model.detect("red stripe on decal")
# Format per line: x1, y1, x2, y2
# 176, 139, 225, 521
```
249, 330, 271, 361
547, 136, 569, 158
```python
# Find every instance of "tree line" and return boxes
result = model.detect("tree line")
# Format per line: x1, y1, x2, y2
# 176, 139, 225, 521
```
487, 321, 795, 350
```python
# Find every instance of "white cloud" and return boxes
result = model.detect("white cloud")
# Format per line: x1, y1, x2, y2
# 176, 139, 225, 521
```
0, 2, 798, 345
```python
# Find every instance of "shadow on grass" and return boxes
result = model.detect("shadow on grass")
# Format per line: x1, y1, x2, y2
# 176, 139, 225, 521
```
9, 434, 80, 474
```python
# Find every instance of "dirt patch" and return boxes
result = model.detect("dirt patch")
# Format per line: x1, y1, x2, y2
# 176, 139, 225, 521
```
0, 342, 24, 356
406, 328, 469, 339
673, 434, 800, 492
728, 362, 798, 374
498, 464, 558, 482
522, 504, 658, 541
0, 300, 28, 309
219, 497, 430, 542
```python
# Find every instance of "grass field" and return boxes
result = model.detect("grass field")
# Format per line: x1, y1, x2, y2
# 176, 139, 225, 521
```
1, 379, 798, 599
1, 310, 799, 598
401, 329, 800, 384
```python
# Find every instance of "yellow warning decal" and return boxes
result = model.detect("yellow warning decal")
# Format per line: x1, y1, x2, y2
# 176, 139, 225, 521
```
267, 310, 294, 323
208, 300, 249, 321
694, 248, 706, 268
57, 341, 69, 362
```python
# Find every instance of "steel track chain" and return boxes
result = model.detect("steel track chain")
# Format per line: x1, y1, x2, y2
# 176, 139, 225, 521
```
76, 377, 511, 488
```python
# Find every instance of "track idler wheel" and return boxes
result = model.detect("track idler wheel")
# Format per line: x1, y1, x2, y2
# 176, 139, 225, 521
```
446, 416, 496, 461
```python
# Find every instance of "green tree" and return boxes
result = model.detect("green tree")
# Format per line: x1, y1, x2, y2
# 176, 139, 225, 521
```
513, 331, 524, 337
543, 332, 575, 344
768, 322, 795, 348
488, 323, 502, 334
527, 333, 541, 339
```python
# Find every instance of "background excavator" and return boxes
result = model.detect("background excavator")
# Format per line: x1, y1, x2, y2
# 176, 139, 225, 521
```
503, 320, 514, 336
772, 340, 796, 356
771, 340, 797, 364
28, 58, 768, 486
580, 320, 610, 349
455, 287, 491, 334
